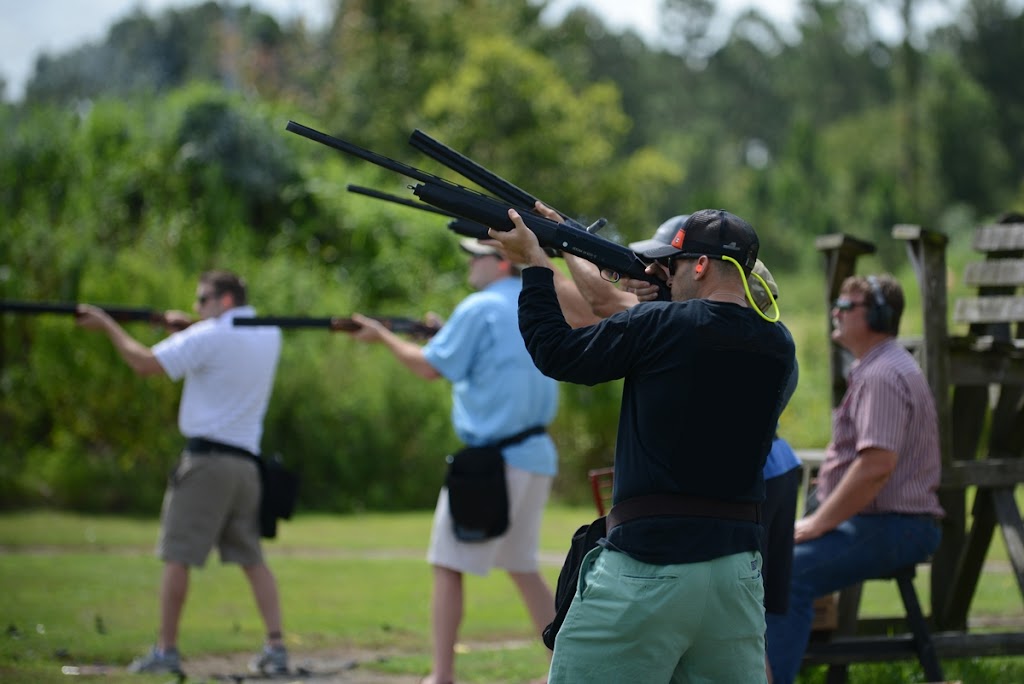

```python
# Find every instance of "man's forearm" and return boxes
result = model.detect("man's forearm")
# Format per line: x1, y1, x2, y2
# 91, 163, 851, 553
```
103, 322, 164, 376
563, 253, 636, 318
378, 329, 441, 379
550, 262, 602, 328
808, 451, 896, 531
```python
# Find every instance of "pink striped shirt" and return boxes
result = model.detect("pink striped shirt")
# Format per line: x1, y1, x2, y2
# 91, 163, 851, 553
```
817, 339, 944, 517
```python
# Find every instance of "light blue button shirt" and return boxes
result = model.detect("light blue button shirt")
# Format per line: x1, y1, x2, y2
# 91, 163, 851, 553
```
423, 277, 559, 476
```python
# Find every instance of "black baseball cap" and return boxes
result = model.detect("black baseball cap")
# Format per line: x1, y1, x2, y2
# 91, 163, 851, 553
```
638, 209, 759, 272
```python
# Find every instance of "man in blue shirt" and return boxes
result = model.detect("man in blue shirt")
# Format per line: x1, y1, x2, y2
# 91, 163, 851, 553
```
348, 239, 559, 684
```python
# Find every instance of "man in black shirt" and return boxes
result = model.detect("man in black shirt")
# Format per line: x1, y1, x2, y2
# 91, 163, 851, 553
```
491, 207, 795, 683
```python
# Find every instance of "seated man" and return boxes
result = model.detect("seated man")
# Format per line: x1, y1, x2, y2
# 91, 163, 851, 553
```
764, 274, 944, 684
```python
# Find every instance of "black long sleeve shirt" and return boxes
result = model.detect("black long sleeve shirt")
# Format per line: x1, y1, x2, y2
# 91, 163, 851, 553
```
519, 267, 796, 564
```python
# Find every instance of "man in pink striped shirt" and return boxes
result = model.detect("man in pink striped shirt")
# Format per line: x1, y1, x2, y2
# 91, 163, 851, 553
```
765, 274, 943, 684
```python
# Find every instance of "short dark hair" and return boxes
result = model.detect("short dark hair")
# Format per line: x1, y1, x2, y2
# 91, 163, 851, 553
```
200, 270, 247, 306
842, 273, 904, 335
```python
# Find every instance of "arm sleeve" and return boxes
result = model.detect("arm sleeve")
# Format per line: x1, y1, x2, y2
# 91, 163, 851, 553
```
422, 296, 489, 382
152, 327, 210, 382
518, 267, 645, 386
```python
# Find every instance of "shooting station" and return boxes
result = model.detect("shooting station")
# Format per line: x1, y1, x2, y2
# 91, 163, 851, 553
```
800, 218, 1024, 682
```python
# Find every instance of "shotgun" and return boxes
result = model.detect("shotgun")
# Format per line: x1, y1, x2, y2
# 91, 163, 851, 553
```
347, 185, 561, 246
285, 121, 665, 296
0, 300, 191, 330
233, 315, 440, 339
347, 185, 492, 240
407, 129, 608, 235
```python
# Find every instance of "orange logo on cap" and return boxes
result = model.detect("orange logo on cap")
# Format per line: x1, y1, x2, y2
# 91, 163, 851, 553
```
671, 229, 686, 249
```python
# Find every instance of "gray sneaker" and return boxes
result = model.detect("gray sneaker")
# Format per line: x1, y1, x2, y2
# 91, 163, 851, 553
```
127, 646, 182, 674
249, 644, 289, 675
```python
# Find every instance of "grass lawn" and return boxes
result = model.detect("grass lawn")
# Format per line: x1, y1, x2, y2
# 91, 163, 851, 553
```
2, 507, 1023, 683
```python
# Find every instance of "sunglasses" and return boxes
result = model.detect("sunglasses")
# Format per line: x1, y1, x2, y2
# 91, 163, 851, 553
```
196, 293, 215, 305
659, 257, 684, 276
833, 298, 867, 312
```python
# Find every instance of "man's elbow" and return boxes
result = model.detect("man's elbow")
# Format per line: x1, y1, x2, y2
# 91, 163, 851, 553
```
860, 449, 898, 482
591, 302, 624, 319
131, 358, 165, 377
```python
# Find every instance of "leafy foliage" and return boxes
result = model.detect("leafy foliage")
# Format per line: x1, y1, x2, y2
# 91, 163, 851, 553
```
2, 0, 1023, 512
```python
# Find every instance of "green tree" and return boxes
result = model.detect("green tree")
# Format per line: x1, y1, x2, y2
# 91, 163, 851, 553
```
23, 3, 297, 105
419, 35, 681, 240
923, 54, 1011, 210
952, 0, 1024, 179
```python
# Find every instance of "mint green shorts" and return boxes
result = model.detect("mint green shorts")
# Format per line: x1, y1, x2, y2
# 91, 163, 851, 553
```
548, 547, 767, 683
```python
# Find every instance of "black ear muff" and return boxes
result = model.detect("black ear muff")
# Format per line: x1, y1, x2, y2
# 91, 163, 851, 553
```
866, 275, 894, 333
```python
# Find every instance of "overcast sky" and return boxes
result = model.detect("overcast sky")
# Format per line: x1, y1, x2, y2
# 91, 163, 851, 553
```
1, 0, 980, 102
0, 0, 799, 101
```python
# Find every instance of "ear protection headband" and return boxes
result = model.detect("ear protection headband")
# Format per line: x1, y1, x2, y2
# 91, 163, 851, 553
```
722, 256, 780, 323
866, 275, 894, 333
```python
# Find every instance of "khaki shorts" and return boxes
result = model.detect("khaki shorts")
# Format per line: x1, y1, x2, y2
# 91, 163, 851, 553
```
427, 464, 552, 576
158, 452, 263, 567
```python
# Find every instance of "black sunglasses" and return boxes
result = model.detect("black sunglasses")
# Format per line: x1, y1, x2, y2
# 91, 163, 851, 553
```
661, 257, 684, 276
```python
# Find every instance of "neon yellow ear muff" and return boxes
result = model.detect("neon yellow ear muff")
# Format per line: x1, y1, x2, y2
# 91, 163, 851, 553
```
721, 255, 780, 323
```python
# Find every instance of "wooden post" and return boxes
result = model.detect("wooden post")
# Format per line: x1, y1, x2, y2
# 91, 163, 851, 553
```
891, 225, 958, 622
815, 234, 877, 405
814, 234, 877, 672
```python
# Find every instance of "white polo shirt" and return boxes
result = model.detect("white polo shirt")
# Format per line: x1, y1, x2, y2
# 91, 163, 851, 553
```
153, 305, 281, 454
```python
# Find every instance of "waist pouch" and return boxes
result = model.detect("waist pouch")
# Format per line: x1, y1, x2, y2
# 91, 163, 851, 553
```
541, 492, 761, 650
258, 454, 299, 540
444, 425, 546, 543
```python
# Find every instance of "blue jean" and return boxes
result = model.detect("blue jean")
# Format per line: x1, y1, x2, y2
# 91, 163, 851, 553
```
765, 513, 941, 684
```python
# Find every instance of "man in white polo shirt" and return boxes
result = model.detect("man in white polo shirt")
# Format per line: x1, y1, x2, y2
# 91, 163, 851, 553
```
76, 270, 288, 677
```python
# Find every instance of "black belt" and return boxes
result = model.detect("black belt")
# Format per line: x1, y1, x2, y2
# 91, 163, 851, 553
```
185, 437, 256, 460
607, 493, 761, 532
490, 425, 547, 449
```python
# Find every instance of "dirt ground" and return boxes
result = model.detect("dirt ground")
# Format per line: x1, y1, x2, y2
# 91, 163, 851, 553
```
178, 647, 424, 683
178, 638, 540, 684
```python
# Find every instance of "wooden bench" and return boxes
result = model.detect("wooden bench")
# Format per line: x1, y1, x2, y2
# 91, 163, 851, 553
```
804, 564, 944, 682
802, 222, 1024, 681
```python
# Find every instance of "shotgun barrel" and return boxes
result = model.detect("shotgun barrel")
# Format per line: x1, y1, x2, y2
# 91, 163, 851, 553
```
233, 315, 440, 338
0, 300, 187, 328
